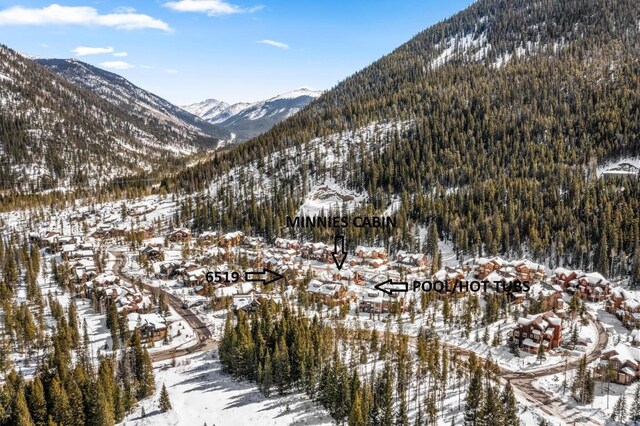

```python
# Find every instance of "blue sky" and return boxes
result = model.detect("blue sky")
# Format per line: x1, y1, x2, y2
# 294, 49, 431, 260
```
0, 0, 474, 104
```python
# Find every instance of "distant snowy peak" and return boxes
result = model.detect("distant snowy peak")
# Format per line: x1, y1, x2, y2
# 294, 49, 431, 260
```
183, 88, 323, 141
181, 98, 230, 121
269, 87, 323, 101
182, 99, 252, 124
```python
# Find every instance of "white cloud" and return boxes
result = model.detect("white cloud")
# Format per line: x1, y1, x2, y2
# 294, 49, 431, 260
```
114, 6, 136, 14
0, 4, 171, 31
73, 46, 114, 56
164, 0, 262, 16
113, 52, 128, 57
257, 39, 289, 50
100, 61, 134, 70
40, 43, 49, 48
166, 69, 179, 74
140, 65, 156, 69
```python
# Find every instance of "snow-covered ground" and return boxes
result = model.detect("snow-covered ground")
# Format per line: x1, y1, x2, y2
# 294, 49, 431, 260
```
298, 179, 366, 216
119, 351, 333, 426
532, 364, 634, 425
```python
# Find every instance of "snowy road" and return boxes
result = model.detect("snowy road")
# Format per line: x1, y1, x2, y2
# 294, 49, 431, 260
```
110, 249, 217, 362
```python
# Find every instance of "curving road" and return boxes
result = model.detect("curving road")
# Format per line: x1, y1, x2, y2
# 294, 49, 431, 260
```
110, 248, 217, 362
503, 316, 608, 426
439, 315, 608, 426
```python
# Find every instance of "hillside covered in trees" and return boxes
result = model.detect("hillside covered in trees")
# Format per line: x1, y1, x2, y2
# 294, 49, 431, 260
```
0, 46, 222, 193
166, 0, 640, 277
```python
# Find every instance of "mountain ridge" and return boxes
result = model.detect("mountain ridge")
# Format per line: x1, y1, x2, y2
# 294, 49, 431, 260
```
0, 45, 220, 192
182, 87, 322, 141
37, 58, 231, 144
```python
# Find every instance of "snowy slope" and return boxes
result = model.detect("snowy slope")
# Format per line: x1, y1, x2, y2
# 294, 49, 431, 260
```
38, 58, 230, 146
181, 99, 251, 124
0, 44, 207, 191
119, 351, 333, 426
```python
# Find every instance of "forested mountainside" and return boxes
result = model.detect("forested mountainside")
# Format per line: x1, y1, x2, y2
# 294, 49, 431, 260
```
38, 59, 230, 143
183, 88, 322, 141
0, 46, 221, 192
172, 0, 640, 274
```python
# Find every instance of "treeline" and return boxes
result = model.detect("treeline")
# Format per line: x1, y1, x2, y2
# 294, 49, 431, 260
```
218, 302, 520, 425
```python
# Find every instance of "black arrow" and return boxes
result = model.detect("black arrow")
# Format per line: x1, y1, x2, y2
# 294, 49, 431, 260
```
331, 235, 348, 270
374, 279, 409, 296
245, 268, 284, 285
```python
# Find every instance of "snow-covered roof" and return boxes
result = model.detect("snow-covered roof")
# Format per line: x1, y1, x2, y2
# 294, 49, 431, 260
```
605, 343, 640, 367
580, 272, 607, 285
127, 312, 166, 332
517, 317, 533, 326
553, 267, 575, 277
546, 315, 561, 326
215, 286, 238, 298
232, 294, 255, 310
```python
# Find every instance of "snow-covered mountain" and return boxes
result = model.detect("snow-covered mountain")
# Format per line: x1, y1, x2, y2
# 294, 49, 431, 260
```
38, 58, 231, 145
0, 45, 222, 192
182, 88, 322, 141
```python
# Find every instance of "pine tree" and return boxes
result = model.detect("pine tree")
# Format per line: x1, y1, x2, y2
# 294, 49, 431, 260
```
378, 362, 394, 426
583, 371, 595, 404
14, 386, 35, 426
132, 330, 155, 399
218, 313, 235, 372
159, 383, 172, 413
140, 348, 156, 398
611, 395, 627, 423
49, 375, 72, 426
396, 396, 409, 426
425, 395, 438, 425
464, 367, 483, 425
630, 384, 640, 421
596, 233, 609, 276
273, 337, 291, 395
26, 376, 48, 425
65, 376, 85, 426
95, 385, 116, 426
0, 333, 11, 373
348, 388, 365, 426
261, 352, 273, 397
536, 343, 546, 363
479, 384, 504, 426
572, 355, 587, 400
97, 358, 116, 418
570, 325, 579, 348
501, 380, 519, 426
68, 299, 80, 349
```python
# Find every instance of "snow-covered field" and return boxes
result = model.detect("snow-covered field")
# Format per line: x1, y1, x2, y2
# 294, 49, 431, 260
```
120, 351, 333, 426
